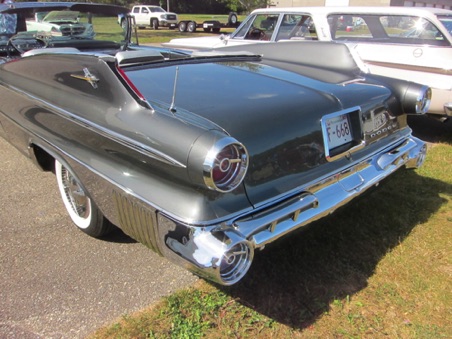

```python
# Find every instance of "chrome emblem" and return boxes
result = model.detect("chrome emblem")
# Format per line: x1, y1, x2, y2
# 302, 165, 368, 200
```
70, 68, 99, 89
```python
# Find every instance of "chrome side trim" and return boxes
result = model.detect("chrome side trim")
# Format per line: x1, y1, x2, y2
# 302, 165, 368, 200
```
4, 83, 186, 168
366, 60, 452, 76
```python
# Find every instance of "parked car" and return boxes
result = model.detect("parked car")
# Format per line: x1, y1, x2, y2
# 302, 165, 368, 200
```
26, 10, 94, 38
163, 6, 452, 121
0, 2, 430, 285
129, 5, 178, 29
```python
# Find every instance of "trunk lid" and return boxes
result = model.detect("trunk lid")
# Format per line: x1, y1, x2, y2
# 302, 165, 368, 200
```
127, 59, 396, 206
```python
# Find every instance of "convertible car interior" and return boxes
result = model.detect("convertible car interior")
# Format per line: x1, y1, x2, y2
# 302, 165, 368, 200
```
0, 2, 127, 58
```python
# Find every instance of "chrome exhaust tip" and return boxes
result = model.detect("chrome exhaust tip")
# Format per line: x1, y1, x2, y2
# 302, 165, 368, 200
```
217, 234, 253, 285
165, 226, 254, 286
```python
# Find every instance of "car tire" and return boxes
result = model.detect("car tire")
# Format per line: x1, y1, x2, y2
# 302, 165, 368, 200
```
187, 21, 196, 33
203, 27, 211, 33
212, 28, 221, 33
178, 21, 187, 32
55, 159, 112, 238
151, 18, 159, 30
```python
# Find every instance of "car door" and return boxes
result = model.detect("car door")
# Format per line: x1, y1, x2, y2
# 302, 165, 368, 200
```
133, 6, 148, 26
329, 13, 452, 115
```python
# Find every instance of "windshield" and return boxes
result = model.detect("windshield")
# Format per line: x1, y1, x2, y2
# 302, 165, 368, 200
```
43, 11, 80, 23
150, 7, 165, 13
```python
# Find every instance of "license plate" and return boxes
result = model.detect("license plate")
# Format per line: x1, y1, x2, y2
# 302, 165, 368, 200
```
325, 113, 353, 149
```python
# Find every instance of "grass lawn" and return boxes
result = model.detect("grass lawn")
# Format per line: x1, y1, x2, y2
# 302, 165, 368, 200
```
89, 115, 451, 338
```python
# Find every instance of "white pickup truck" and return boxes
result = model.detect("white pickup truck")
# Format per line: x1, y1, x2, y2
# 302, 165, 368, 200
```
129, 5, 178, 29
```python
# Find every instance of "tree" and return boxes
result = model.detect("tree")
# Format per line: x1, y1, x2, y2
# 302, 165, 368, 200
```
218, 0, 270, 13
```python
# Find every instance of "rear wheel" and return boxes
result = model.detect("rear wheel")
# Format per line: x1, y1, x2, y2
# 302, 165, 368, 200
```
55, 159, 112, 238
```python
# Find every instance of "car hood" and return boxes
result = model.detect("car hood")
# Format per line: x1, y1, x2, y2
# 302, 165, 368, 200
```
126, 58, 394, 207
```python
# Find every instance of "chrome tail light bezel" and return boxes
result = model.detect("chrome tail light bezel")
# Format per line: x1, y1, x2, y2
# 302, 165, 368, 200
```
203, 137, 249, 193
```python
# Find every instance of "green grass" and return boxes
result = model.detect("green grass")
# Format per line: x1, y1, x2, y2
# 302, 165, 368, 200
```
89, 118, 452, 338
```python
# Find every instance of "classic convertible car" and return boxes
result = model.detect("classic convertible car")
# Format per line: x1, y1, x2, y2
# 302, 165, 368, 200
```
0, 3, 430, 285
164, 6, 452, 121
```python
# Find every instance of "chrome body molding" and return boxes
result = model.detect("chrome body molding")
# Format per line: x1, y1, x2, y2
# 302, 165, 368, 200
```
153, 135, 426, 285
3, 83, 186, 168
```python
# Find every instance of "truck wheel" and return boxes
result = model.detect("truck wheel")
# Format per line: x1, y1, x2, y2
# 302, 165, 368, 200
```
178, 21, 187, 32
228, 12, 238, 26
187, 21, 197, 33
120, 18, 127, 30
203, 27, 211, 33
151, 18, 159, 30
212, 28, 221, 33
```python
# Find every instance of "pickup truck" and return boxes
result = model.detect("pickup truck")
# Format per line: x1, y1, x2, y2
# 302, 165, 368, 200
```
129, 5, 178, 29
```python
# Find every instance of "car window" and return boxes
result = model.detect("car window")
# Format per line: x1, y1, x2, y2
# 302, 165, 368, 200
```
0, 13, 17, 34
142, 8, 149, 14
328, 15, 373, 39
233, 14, 279, 40
276, 14, 317, 40
438, 15, 452, 34
329, 14, 449, 46
133, 7, 140, 14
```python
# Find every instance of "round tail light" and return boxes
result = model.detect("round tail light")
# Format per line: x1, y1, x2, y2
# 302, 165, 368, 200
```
204, 138, 248, 192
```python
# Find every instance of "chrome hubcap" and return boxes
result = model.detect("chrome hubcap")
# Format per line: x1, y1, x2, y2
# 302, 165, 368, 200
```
61, 167, 89, 219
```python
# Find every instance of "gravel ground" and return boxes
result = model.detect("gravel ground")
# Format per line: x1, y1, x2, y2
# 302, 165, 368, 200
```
0, 137, 198, 339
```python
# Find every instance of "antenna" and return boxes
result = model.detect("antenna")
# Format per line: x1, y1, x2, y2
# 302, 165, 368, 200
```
169, 66, 179, 114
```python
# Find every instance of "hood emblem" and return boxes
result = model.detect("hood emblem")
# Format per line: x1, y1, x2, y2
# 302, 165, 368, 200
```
70, 68, 99, 89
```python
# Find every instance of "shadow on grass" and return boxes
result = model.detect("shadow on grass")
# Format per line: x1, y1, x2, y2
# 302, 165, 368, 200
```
221, 169, 451, 330
408, 115, 452, 144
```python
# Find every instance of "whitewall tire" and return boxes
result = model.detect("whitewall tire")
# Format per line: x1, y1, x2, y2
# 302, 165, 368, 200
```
55, 159, 112, 237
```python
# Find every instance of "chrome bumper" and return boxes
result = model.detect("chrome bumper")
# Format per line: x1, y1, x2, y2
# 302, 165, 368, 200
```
158, 136, 427, 285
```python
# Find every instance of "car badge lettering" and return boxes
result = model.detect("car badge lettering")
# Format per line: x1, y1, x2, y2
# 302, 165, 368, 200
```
70, 68, 99, 89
